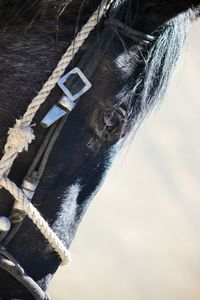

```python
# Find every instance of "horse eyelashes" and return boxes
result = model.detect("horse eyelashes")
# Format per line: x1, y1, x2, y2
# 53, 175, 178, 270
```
102, 108, 126, 135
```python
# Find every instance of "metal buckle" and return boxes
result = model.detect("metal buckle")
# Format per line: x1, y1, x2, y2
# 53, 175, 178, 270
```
58, 67, 92, 101
41, 68, 92, 128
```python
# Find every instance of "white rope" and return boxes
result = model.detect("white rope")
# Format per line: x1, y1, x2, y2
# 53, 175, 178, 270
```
0, 177, 70, 265
0, 0, 114, 265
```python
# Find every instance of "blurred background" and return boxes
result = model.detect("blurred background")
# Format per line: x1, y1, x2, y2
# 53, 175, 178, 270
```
49, 21, 200, 300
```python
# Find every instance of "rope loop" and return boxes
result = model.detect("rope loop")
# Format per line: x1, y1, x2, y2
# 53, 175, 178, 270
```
0, 176, 71, 265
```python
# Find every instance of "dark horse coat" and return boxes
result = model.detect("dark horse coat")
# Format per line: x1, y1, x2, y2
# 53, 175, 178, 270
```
0, 0, 199, 298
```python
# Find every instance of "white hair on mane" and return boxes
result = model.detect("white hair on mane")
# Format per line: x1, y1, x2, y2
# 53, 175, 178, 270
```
112, 10, 192, 140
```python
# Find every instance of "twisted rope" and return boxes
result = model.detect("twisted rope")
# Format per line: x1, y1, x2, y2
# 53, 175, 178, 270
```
0, 177, 70, 265
0, 0, 113, 265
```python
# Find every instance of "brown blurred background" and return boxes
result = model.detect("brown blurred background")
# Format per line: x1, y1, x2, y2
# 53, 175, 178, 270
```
49, 21, 200, 300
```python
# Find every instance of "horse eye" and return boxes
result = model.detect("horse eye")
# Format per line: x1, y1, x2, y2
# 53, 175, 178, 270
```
107, 124, 117, 133
103, 108, 126, 134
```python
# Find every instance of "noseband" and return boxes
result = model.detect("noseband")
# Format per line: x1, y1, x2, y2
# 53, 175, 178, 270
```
0, 6, 155, 300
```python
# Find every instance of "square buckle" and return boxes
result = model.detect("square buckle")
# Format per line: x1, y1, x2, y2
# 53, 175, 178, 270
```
58, 67, 92, 102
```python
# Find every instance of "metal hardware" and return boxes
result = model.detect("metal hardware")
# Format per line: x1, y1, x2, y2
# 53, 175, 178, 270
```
58, 95, 76, 111
21, 178, 38, 200
0, 217, 11, 232
58, 67, 92, 101
41, 105, 66, 128
12, 178, 38, 214
41, 67, 92, 128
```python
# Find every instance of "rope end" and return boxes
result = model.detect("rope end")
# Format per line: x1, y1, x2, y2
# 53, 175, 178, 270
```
6, 119, 35, 153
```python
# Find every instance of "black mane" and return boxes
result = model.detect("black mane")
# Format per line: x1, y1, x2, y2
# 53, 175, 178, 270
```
107, 2, 191, 138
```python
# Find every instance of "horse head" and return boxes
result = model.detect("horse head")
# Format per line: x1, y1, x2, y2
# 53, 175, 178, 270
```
0, 0, 199, 298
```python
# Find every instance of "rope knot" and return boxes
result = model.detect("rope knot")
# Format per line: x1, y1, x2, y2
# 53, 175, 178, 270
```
5, 120, 35, 153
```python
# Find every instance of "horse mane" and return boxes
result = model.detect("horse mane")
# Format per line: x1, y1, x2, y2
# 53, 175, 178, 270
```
108, 2, 192, 138
129, 12, 191, 132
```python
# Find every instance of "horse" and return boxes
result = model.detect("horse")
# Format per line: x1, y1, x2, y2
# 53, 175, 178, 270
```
0, 0, 199, 298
